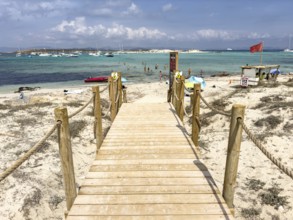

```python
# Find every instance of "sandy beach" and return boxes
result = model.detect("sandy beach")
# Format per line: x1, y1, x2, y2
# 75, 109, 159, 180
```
0, 74, 292, 219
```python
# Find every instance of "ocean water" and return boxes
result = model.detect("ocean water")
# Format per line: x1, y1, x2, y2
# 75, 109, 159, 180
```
0, 51, 292, 93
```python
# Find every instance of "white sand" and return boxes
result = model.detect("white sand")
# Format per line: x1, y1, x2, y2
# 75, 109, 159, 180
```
0, 75, 292, 219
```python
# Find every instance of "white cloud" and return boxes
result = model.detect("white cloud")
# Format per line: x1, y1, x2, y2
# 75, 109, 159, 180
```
196, 29, 237, 40
0, 0, 73, 20
52, 18, 167, 41
123, 2, 141, 16
105, 24, 167, 40
162, 3, 173, 12
247, 32, 270, 39
181, 29, 271, 42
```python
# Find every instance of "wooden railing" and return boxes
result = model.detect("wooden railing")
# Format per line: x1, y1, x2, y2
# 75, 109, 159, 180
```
0, 72, 126, 218
169, 76, 292, 215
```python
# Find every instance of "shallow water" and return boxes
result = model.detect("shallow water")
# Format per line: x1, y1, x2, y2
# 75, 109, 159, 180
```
0, 51, 292, 93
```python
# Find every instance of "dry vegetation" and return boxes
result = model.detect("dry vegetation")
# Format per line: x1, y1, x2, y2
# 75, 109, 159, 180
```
0, 88, 113, 220
184, 77, 293, 220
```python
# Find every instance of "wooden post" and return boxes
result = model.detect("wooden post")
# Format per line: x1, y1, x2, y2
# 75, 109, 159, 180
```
192, 83, 201, 146
171, 72, 177, 108
178, 75, 185, 121
123, 89, 127, 103
223, 104, 245, 213
190, 94, 194, 109
92, 86, 103, 151
108, 76, 116, 122
54, 107, 77, 212
168, 52, 178, 102
117, 72, 123, 110
167, 89, 172, 103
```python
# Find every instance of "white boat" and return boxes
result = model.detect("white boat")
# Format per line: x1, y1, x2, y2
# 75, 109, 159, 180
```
284, 35, 293, 52
16, 52, 21, 57
30, 52, 39, 56
65, 53, 79, 58
284, 48, 293, 52
226, 48, 233, 51
89, 51, 101, 56
104, 52, 114, 57
39, 53, 52, 57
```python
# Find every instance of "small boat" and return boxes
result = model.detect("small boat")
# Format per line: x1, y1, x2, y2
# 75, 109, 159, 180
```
84, 76, 109, 83
89, 51, 101, 56
104, 52, 114, 57
284, 35, 293, 52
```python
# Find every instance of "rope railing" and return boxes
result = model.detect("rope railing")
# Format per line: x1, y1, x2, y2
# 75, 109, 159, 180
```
199, 93, 231, 117
173, 92, 180, 101
183, 103, 192, 118
199, 91, 292, 179
0, 88, 100, 182
0, 74, 125, 216
115, 90, 121, 104
105, 102, 112, 116
68, 95, 94, 118
239, 119, 293, 180
0, 122, 60, 182
188, 88, 292, 211
100, 84, 109, 93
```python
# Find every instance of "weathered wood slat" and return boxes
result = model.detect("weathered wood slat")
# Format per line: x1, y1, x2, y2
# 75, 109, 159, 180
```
89, 164, 207, 172
98, 148, 197, 154
67, 215, 233, 220
68, 204, 231, 215
96, 154, 197, 160
82, 177, 215, 186
86, 171, 211, 178
73, 194, 226, 204
101, 144, 193, 148
67, 215, 234, 220
79, 185, 220, 195
92, 159, 201, 165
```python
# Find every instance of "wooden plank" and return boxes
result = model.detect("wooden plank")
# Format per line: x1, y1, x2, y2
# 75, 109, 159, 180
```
89, 164, 207, 172
104, 137, 190, 140
68, 204, 232, 215
99, 145, 196, 149
96, 154, 197, 160
73, 194, 226, 205
98, 148, 197, 154
92, 159, 201, 165
82, 177, 216, 186
101, 141, 194, 146
86, 171, 211, 178
79, 185, 220, 195
67, 215, 233, 220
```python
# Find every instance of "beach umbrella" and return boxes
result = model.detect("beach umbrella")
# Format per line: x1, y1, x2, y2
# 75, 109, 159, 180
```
270, 69, 281, 74
185, 76, 206, 89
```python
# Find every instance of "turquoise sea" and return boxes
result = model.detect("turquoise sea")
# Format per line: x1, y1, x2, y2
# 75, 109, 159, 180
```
0, 51, 292, 93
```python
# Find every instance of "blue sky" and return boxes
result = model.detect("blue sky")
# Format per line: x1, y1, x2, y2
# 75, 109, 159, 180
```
1, 0, 292, 50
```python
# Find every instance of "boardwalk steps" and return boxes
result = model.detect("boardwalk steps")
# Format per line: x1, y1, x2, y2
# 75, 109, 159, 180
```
67, 103, 234, 219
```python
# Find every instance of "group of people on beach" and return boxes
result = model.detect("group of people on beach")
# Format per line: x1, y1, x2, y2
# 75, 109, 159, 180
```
141, 61, 205, 82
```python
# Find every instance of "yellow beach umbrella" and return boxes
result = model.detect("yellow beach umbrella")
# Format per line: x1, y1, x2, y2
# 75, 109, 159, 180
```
185, 81, 194, 89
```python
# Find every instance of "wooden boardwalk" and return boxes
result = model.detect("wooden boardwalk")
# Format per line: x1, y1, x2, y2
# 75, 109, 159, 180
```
67, 103, 234, 219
